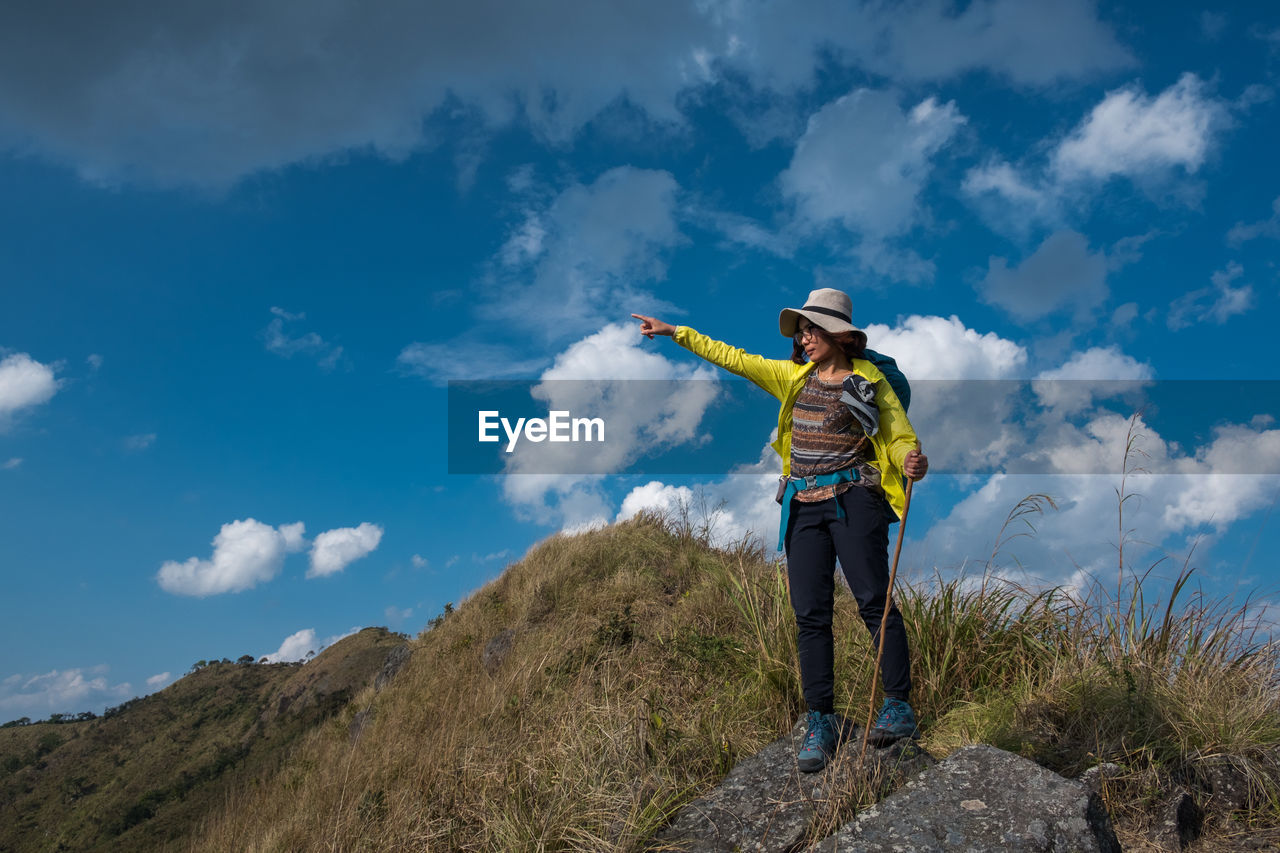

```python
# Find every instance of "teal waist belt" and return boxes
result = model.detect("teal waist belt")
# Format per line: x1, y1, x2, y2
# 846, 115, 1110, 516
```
777, 467, 860, 552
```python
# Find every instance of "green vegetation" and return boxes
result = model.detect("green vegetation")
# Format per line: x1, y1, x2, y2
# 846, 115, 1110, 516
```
0, 628, 406, 852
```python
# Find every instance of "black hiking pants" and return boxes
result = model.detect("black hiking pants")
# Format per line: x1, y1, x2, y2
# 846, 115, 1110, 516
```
783, 485, 912, 714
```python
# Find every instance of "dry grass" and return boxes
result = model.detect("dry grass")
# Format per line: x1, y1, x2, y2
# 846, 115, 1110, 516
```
189, 501, 1280, 852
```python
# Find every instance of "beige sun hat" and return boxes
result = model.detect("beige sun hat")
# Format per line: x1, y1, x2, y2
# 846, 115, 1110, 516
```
778, 288, 863, 338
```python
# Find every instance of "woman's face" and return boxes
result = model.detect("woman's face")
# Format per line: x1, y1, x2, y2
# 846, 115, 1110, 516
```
796, 319, 837, 364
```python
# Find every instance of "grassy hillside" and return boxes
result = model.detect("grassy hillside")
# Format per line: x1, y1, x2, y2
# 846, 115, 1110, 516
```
0, 627, 406, 852
188, 510, 1280, 851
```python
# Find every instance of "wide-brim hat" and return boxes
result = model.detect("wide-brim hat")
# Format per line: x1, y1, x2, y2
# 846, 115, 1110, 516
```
779, 288, 863, 338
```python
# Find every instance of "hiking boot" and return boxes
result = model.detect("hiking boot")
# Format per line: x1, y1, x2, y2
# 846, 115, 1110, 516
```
797, 710, 839, 773
866, 697, 920, 747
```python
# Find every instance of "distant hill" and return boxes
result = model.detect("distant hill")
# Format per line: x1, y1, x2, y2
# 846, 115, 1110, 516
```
0, 627, 407, 852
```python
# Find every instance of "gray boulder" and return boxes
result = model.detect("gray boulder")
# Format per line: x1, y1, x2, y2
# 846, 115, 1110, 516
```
650, 716, 934, 852
809, 744, 1121, 852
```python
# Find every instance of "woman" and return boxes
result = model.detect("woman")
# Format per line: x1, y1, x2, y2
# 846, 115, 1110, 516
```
632, 288, 928, 773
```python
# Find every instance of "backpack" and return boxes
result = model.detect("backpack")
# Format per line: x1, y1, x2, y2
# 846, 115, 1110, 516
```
863, 349, 911, 412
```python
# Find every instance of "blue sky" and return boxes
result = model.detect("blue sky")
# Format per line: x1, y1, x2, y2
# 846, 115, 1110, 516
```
2, 1, 1279, 721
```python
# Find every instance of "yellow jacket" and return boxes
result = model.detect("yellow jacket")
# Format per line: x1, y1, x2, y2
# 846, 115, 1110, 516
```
674, 325, 919, 521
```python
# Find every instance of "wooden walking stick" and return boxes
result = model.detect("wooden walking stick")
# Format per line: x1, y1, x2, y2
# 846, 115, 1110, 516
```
860, 445, 919, 754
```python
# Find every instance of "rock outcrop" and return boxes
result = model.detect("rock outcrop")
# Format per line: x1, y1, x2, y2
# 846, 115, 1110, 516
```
650, 716, 934, 852
809, 744, 1121, 852
655, 732, 1124, 852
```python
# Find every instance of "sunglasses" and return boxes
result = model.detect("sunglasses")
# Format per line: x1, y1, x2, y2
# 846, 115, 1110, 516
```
793, 323, 826, 344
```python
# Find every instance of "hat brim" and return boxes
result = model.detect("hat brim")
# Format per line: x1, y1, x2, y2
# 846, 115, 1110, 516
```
779, 307, 861, 338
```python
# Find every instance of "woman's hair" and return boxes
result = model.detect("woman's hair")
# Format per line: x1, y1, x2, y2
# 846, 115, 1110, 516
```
790, 325, 867, 365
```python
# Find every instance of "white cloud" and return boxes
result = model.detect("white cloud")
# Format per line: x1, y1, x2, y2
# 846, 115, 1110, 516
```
484, 167, 685, 337
0, 666, 132, 719
862, 314, 1029, 380
978, 230, 1109, 322
863, 315, 1028, 476
308, 523, 383, 578
615, 442, 786, 551
782, 91, 965, 239
1051, 73, 1228, 183
262, 627, 360, 663
964, 74, 1229, 229
827, 0, 1134, 86
1032, 345, 1154, 413
401, 167, 685, 385
86, 353, 103, 372
123, 433, 156, 451
157, 518, 306, 596
263, 629, 319, 663
2, 457, 20, 470
396, 341, 546, 385
0, 0, 1129, 188
1167, 262, 1254, 331
1034, 346, 1153, 382
962, 160, 1060, 227
263, 308, 345, 371
384, 605, 413, 622
145, 672, 172, 689
696, 208, 799, 259
0, 352, 59, 420
279, 521, 306, 552
498, 322, 720, 527
410, 554, 428, 569
917, 414, 1280, 588
1227, 196, 1280, 246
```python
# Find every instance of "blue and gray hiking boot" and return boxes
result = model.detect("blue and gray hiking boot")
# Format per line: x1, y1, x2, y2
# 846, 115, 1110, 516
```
867, 697, 920, 747
797, 710, 839, 773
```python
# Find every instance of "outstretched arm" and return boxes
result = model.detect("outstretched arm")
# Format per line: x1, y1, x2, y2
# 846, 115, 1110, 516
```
632, 313, 797, 400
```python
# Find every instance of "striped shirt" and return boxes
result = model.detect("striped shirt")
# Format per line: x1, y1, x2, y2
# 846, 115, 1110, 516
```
789, 371, 882, 503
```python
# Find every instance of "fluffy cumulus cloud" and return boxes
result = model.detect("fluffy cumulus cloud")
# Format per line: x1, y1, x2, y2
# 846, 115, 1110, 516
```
498, 322, 722, 527
863, 315, 1028, 476
263, 629, 320, 663
782, 91, 965, 238
0, 352, 59, 421
0, 0, 1129, 187
157, 519, 306, 596
1051, 73, 1229, 184
964, 74, 1230, 228
262, 627, 360, 663
862, 314, 1028, 381
780, 89, 964, 280
977, 230, 1109, 322
615, 448, 783, 550
0, 666, 132, 720
308, 523, 383, 578
1032, 345, 1153, 412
